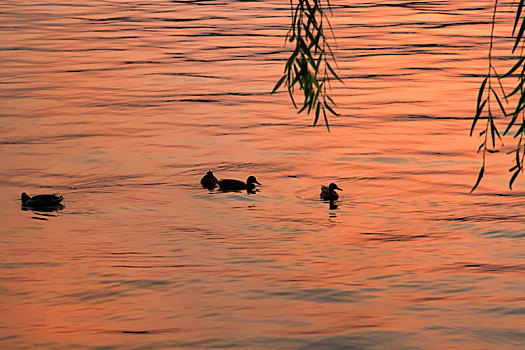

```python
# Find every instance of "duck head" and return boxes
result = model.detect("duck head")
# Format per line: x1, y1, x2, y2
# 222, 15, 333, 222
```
21, 192, 30, 204
328, 183, 342, 192
207, 170, 218, 181
247, 176, 261, 186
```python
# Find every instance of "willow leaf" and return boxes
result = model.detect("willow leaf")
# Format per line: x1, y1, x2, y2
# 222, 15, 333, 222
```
491, 87, 507, 117
312, 82, 323, 109
506, 77, 525, 98
478, 142, 486, 153
322, 105, 330, 132
477, 77, 488, 107
314, 101, 321, 126
513, 0, 524, 36
326, 61, 343, 83
509, 168, 521, 189
504, 110, 520, 135
492, 66, 508, 102
470, 166, 485, 193
515, 122, 525, 137
324, 100, 338, 115
471, 99, 487, 136
489, 112, 497, 147
272, 75, 287, 94
503, 57, 524, 78
314, 50, 323, 73
512, 8, 525, 53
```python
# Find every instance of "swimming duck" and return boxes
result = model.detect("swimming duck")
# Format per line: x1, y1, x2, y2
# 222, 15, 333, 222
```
320, 183, 342, 200
201, 170, 219, 189
21, 192, 64, 208
219, 176, 261, 191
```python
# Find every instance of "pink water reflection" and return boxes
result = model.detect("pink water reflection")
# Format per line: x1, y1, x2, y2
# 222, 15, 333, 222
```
1, 0, 524, 348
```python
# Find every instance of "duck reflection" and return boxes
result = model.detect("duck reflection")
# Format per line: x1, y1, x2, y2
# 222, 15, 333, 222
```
21, 204, 64, 213
246, 187, 259, 195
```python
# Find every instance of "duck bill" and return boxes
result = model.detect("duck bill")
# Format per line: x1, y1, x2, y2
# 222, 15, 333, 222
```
255, 181, 261, 185
335, 186, 343, 191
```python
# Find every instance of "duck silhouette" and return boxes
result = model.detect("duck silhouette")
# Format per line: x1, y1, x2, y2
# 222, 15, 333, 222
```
21, 192, 64, 209
320, 183, 342, 200
201, 170, 219, 189
219, 176, 261, 192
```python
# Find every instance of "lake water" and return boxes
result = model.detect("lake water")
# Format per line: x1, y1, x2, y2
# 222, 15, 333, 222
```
1, 0, 524, 348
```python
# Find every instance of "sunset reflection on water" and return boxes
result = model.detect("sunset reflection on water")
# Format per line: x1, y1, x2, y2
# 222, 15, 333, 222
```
1, 0, 524, 349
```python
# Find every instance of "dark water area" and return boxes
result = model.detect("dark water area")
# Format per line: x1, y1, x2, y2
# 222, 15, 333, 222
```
1, 0, 524, 348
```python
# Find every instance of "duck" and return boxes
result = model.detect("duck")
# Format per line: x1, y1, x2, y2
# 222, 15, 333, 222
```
21, 192, 64, 208
218, 176, 261, 191
320, 183, 342, 200
201, 170, 219, 189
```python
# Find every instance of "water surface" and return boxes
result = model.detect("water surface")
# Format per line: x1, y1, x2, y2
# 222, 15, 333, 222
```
1, 0, 524, 349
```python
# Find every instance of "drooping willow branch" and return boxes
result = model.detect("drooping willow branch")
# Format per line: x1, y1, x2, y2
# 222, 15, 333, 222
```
272, 0, 342, 130
471, 0, 525, 191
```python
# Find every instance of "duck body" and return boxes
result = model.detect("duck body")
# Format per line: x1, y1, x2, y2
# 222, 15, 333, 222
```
320, 183, 342, 201
21, 192, 64, 208
201, 170, 219, 189
219, 176, 261, 191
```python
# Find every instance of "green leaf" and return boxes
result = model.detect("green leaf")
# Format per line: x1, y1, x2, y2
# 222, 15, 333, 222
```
515, 122, 525, 137
322, 105, 330, 132
314, 101, 321, 126
506, 76, 525, 98
311, 25, 323, 52
509, 169, 521, 189
314, 50, 323, 74
298, 103, 309, 114
297, 36, 317, 68
489, 113, 496, 148
489, 114, 501, 147
470, 165, 485, 193
326, 61, 343, 83
477, 77, 488, 107
272, 75, 287, 94
492, 66, 508, 102
513, 87, 525, 116
324, 100, 339, 116
503, 57, 524, 78
491, 87, 507, 117
326, 94, 336, 106
477, 142, 485, 153
309, 71, 321, 90
274, 0, 341, 129
504, 110, 520, 135
311, 82, 323, 109
512, 0, 524, 37
287, 83, 297, 109
471, 99, 487, 136
285, 46, 299, 71
512, 10, 525, 53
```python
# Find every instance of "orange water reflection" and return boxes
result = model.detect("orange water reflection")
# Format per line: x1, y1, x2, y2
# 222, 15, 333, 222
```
1, 0, 524, 348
